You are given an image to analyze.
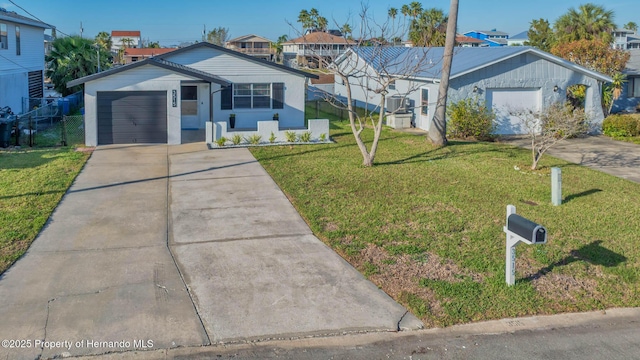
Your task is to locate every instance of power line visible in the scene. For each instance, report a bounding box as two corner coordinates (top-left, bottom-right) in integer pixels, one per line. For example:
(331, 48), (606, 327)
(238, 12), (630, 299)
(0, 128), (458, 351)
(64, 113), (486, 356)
(7, 0), (70, 37)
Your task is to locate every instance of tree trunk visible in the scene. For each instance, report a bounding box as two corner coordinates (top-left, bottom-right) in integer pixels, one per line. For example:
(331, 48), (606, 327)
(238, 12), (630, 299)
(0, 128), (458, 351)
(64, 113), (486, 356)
(428, 0), (459, 146)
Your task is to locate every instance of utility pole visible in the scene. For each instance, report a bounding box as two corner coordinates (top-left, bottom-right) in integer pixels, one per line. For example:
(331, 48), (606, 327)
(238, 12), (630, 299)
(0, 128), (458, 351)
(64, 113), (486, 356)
(202, 25), (206, 42)
(80, 21), (83, 38)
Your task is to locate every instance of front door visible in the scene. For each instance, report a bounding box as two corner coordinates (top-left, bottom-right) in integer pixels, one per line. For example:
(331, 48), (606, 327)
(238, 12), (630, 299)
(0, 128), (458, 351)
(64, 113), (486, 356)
(181, 85), (199, 129)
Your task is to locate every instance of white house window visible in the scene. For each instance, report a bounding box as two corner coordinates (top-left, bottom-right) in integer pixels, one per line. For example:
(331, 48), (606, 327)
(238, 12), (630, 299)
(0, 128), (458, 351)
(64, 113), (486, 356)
(629, 78), (640, 98)
(233, 83), (271, 109)
(15, 26), (20, 55)
(0, 23), (7, 49)
(388, 79), (396, 90)
(421, 88), (429, 115)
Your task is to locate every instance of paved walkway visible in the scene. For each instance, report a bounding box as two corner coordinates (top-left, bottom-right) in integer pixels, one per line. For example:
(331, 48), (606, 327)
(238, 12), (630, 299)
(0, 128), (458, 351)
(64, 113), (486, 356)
(0, 144), (421, 359)
(501, 135), (640, 183)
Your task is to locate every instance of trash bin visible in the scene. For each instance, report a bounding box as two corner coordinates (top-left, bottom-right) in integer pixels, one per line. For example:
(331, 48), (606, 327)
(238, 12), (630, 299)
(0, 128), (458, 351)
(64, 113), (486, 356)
(0, 120), (11, 148)
(58, 98), (70, 115)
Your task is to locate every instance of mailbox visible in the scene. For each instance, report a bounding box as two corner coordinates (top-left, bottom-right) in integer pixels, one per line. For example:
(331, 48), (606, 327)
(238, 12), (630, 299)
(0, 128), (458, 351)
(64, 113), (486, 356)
(507, 214), (547, 244)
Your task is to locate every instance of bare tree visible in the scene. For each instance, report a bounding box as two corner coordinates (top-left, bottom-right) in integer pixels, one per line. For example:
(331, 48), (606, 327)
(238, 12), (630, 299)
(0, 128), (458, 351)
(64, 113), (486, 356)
(509, 102), (590, 170)
(428, 0), (458, 146)
(292, 6), (433, 166)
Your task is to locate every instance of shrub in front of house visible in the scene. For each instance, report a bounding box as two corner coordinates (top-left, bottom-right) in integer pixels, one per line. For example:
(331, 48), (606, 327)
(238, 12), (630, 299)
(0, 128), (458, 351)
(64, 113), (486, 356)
(603, 114), (640, 138)
(446, 97), (496, 141)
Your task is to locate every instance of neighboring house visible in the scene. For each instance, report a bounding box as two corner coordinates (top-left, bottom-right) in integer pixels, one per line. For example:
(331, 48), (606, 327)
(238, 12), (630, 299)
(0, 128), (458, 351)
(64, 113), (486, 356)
(334, 46), (611, 135)
(455, 35), (484, 47)
(111, 30), (141, 52)
(0, 8), (51, 114)
(612, 49), (640, 113)
(507, 31), (529, 46)
(67, 42), (325, 146)
(282, 31), (355, 68)
(612, 29), (640, 50)
(44, 33), (53, 55)
(122, 47), (177, 64)
(225, 34), (273, 61)
(464, 30), (509, 47)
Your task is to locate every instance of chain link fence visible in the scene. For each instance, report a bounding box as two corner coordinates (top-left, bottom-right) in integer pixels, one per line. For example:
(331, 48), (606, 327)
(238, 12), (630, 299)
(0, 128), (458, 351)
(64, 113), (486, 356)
(6, 114), (85, 148)
(0, 91), (85, 148)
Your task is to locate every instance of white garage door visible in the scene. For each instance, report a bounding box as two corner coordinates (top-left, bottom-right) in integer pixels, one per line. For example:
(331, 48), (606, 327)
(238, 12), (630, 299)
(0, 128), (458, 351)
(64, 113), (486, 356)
(487, 88), (541, 135)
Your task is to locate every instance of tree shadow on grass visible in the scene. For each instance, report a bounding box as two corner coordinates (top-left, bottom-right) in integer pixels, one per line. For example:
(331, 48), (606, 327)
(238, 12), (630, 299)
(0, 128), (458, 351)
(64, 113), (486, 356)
(375, 141), (500, 166)
(524, 240), (626, 282)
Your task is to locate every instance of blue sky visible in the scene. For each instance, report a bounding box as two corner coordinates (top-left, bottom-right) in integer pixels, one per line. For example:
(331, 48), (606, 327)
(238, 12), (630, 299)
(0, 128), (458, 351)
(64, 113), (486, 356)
(1, 0), (638, 46)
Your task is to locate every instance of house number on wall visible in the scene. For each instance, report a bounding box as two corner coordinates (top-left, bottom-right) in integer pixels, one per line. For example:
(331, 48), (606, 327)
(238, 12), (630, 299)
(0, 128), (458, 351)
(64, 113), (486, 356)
(172, 90), (177, 107)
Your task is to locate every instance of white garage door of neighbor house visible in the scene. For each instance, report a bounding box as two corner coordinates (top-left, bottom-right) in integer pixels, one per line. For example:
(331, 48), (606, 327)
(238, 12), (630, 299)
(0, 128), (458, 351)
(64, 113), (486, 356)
(487, 88), (541, 135)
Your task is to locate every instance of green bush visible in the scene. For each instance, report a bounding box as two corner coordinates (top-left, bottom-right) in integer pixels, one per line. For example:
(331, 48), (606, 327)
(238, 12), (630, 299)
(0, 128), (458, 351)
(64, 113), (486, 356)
(215, 137), (227, 147)
(285, 131), (297, 143)
(244, 134), (262, 145)
(231, 134), (242, 145)
(603, 114), (640, 137)
(298, 131), (312, 143)
(447, 97), (496, 141)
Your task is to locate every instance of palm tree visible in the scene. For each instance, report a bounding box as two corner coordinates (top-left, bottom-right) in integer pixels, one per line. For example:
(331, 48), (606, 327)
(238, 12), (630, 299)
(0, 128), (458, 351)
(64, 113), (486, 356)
(298, 9), (312, 32)
(147, 41), (160, 48)
(554, 3), (616, 44)
(410, 8), (448, 46)
(94, 31), (112, 52)
(270, 34), (288, 63)
(340, 23), (352, 39)
(46, 36), (110, 96)
(624, 21), (638, 33)
(120, 37), (134, 48)
(409, 2), (423, 18)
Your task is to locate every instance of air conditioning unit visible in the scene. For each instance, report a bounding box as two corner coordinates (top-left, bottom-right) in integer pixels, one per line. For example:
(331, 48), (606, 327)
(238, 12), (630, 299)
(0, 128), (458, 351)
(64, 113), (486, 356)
(386, 96), (409, 114)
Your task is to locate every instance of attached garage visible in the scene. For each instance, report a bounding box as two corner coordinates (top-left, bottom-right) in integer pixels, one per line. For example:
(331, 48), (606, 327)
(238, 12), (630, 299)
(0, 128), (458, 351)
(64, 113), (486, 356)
(487, 88), (541, 135)
(97, 91), (168, 144)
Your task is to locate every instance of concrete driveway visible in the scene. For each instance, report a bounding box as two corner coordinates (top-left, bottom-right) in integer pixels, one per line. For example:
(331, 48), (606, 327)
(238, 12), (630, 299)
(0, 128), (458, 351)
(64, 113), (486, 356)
(0, 144), (421, 359)
(503, 135), (640, 183)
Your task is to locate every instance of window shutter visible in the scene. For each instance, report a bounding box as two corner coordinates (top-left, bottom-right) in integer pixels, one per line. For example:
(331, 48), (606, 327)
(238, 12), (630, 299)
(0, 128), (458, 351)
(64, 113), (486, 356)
(221, 85), (232, 110)
(272, 83), (284, 109)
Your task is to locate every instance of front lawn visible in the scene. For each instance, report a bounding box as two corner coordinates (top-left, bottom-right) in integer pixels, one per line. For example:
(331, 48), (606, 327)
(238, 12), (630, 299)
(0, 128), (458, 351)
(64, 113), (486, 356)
(250, 120), (640, 327)
(0, 148), (90, 274)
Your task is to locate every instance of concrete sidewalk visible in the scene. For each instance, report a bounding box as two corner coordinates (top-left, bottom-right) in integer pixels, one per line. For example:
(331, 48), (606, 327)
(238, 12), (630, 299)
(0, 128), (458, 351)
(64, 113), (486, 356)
(0, 144), (421, 359)
(168, 144), (422, 342)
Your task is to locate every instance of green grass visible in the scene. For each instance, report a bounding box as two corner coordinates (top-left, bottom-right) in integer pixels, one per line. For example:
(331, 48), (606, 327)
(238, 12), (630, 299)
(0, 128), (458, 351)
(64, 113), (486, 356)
(606, 135), (640, 145)
(0, 148), (90, 274)
(250, 116), (640, 327)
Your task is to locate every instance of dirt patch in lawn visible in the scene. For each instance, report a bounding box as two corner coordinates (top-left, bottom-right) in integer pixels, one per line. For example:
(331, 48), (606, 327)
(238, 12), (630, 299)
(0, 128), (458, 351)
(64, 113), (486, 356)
(351, 244), (483, 326)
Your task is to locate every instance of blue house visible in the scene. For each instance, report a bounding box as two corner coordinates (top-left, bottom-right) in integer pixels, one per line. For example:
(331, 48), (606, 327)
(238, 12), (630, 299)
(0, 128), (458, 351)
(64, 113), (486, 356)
(463, 29), (509, 47)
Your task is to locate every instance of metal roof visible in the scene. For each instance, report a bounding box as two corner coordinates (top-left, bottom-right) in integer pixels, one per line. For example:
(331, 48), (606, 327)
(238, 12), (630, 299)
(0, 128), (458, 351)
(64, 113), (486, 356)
(347, 46), (612, 82)
(66, 58), (231, 88)
(159, 42), (318, 79)
(509, 31), (529, 40)
(0, 8), (52, 29)
(468, 30), (509, 36)
(624, 49), (640, 75)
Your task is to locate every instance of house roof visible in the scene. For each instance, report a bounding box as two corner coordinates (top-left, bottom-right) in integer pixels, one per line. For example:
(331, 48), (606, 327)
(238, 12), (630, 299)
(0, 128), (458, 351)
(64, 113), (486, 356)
(112, 30), (141, 37)
(124, 48), (177, 56)
(284, 32), (356, 45)
(158, 41), (318, 79)
(467, 30), (509, 37)
(624, 49), (640, 76)
(485, 38), (508, 45)
(614, 29), (636, 34)
(509, 31), (529, 40)
(66, 57), (231, 88)
(227, 34), (272, 43)
(0, 8), (52, 29)
(341, 46), (612, 83)
(455, 35), (484, 44)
